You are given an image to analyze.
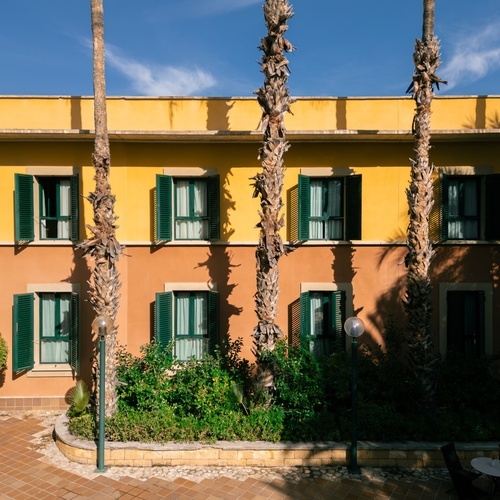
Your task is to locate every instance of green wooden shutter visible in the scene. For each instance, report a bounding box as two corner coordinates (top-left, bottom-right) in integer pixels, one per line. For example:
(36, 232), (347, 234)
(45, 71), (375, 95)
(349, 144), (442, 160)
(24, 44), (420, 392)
(485, 174), (500, 240)
(345, 175), (362, 240)
(329, 291), (346, 352)
(441, 174), (450, 241)
(429, 172), (442, 243)
(299, 291), (311, 337)
(155, 292), (172, 349)
(70, 293), (79, 372)
(70, 175), (80, 242)
(447, 291), (465, 354)
(208, 291), (219, 355)
(156, 175), (172, 242)
(298, 175), (310, 240)
(14, 174), (34, 242)
(208, 175), (220, 240)
(476, 291), (486, 357)
(13, 293), (34, 372)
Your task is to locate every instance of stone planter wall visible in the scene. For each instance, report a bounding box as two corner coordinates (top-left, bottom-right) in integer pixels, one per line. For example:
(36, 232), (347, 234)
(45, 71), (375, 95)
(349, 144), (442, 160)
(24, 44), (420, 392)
(55, 414), (499, 468)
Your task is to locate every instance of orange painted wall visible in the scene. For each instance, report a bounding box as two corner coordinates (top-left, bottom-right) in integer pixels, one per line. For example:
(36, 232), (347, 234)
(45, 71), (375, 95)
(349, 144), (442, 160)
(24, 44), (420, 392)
(2, 96), (500, 402)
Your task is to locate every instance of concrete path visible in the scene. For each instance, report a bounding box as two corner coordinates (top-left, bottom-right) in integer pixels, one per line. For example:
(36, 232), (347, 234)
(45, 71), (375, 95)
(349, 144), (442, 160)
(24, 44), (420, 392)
(0, 414), (493, 499)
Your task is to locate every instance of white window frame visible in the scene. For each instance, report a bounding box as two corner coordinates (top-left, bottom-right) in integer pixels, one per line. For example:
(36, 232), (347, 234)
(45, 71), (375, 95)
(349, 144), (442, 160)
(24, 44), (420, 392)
(300, 282), (354, 351)
(27, 167), (77, 244)
(439, 282), (493, 356)
(164, 167), (217, 244)
(27, 282), (80, 377)
(437, 165), (493, 243)
(164, 282), (217, 360)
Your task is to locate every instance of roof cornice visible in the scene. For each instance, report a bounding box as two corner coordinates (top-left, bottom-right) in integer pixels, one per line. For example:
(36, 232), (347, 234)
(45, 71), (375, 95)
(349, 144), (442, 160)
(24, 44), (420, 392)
(0, 128), (498, 143)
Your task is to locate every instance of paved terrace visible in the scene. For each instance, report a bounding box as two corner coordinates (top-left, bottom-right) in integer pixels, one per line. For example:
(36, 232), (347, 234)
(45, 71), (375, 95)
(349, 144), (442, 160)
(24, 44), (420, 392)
(0, 411), (497, 499)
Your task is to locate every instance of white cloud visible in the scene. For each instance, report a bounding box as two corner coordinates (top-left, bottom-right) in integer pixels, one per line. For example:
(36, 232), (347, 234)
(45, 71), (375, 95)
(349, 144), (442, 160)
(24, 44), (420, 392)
(105, 47), (216, 96)
(440, 21), (500, 91)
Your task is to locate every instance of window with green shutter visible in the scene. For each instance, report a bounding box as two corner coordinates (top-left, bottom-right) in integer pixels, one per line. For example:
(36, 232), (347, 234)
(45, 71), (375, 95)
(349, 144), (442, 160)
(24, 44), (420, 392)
(14, 174), (79, 242)
(447, 290), (485, 359)
(155, 289), (219, 360)
(298, 174), (361, 241)
(13, 290), (79, 373)
(155, 174), (220, 242)
(441, 173), (500, 241)
(300, 290), (346, 357)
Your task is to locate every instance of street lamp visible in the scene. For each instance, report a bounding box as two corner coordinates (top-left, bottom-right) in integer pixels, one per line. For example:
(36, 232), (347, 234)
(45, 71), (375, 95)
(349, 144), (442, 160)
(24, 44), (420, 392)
(344, 316), (365, 474)
(91, 314), (113, 473)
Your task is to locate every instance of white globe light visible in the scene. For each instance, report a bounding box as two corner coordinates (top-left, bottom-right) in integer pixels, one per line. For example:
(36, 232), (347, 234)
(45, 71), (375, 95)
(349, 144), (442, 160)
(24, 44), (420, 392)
(91, 314), (113, 336)
(344, 317), (365, 338)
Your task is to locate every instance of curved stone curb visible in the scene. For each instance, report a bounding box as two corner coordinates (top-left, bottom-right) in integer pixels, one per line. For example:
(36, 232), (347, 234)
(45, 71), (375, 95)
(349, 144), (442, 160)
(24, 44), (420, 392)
(54, 413), (500, 468)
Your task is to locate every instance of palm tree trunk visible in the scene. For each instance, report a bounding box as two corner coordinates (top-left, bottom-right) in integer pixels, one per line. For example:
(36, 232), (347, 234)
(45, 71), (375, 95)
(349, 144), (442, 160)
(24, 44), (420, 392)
(78, 0), (123, 418)
(251, 0), (294, 389)
(404, 0), (446, 408)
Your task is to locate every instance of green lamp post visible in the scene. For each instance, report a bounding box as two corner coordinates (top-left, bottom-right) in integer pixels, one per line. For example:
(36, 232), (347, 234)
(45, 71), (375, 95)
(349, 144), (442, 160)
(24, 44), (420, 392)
(344, 316), (365, 474)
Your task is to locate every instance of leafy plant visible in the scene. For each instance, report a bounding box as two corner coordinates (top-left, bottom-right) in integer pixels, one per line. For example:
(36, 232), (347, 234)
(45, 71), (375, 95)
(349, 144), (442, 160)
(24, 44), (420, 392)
(68, 380), (90, 416)
(260, 341), (324, 411)
(0, 333), (8, 370)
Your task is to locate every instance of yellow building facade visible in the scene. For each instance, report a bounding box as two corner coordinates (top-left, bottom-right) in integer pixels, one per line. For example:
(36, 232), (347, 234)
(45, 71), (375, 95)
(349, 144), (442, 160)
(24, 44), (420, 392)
(1, 95), (499, 409)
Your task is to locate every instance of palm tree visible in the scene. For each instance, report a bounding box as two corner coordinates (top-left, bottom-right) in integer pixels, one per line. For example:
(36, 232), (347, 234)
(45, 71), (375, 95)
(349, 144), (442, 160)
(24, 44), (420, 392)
(404, 0), (446, 407)
(78, 0), (123, 418)
(251, 0), (295, 388)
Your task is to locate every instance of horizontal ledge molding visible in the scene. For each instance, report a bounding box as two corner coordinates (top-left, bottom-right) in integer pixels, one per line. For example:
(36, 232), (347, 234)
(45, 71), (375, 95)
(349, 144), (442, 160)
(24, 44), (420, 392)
(0, 128), (498, 143)
(0, 240), (497, 247)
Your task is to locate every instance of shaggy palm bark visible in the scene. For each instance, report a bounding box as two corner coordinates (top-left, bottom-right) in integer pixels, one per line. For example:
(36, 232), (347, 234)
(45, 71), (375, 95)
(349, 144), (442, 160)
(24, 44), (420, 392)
(78, 0), (123, 418)
(404, 0), (446, 407)
(251, 0), (294, 388)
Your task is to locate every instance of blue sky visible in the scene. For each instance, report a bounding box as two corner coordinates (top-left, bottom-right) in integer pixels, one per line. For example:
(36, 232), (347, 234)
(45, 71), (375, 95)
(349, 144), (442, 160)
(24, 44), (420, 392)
(1, 0), (500, 97)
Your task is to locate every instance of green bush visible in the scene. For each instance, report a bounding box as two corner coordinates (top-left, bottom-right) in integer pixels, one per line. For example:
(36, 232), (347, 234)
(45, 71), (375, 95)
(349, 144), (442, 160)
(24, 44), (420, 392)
(260, 341), (325, 411)
(0, 333), (8, 370)
(116, 342), (175, 411)
(68, 410), (95, 440)
(67, 322), (500, 444)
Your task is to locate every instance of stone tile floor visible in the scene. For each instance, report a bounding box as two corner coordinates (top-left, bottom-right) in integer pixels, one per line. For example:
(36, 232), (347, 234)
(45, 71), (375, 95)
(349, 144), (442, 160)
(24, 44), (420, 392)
(0, 411), (496, 499)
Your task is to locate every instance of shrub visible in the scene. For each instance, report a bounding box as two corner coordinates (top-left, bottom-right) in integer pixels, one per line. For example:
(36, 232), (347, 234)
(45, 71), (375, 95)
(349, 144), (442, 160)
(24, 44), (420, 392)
(116, 342), (175, 411)
(0, 333), (8, 370)
(166, 355), (240, 418)
(260, 341), (325, 411)
(68, 411), (95, 440)
(66, 323), (500, 444)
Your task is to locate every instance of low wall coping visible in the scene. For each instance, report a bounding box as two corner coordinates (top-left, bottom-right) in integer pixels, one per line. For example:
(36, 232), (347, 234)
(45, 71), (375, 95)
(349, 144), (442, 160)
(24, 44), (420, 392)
(54, 413), (500, 467)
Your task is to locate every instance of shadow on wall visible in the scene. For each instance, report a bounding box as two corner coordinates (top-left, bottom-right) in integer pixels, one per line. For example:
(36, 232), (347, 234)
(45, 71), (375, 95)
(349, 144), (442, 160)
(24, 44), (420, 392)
(68, 172), (95, 391)
(461, 97), (500, 129)
(70, 97), (83, 131)
(206, 99), (234, 132)
(197, 170), (243, 351)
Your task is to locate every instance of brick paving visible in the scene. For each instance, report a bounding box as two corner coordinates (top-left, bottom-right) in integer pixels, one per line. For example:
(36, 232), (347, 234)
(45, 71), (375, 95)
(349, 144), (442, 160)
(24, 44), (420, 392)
(0, 415), (494, 499)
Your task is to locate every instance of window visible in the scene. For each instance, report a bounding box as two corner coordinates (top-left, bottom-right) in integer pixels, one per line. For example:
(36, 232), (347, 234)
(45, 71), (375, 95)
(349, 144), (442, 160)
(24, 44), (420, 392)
(155, 289), (219, 360)
(13, 289), (79, 373)
(14, 173), (79, 242)
(156, 174), (220, 242)
(300, 290), (346, 357)
(298, 174), (361, 241)
(39, 293), (73, 364)
(439, 283), (493, 358)
(447, 291), (485, 359)
(441, 173), (500, 240)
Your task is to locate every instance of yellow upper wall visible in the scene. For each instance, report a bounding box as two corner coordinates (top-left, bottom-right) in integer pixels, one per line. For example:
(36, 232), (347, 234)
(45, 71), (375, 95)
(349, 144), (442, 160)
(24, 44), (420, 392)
(1, 95), (500, 132)
(1, 96), (500, 244)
